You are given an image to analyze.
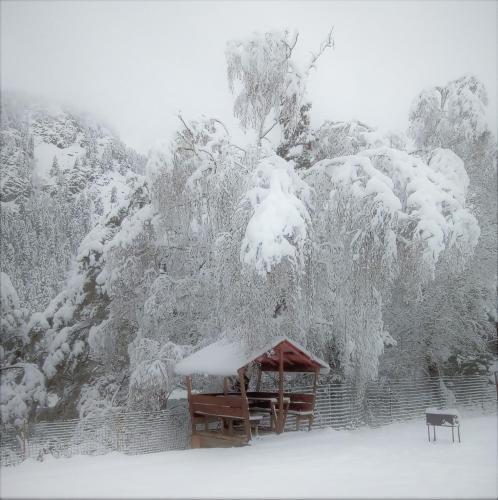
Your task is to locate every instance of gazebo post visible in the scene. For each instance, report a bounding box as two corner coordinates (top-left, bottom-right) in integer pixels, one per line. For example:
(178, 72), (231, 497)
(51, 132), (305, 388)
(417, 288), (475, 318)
(309, 367), (319, 431)
(238, 368), (252, 441)
(312, 367), (319, 397)
(277, 346), (284, 434)
(186, 376), (193, 420)
(255, 364), (262, 392)
(186, 376), (199, 448)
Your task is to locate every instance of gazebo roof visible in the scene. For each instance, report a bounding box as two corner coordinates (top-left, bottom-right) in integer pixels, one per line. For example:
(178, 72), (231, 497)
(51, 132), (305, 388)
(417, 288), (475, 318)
(174, 336), (330, 377)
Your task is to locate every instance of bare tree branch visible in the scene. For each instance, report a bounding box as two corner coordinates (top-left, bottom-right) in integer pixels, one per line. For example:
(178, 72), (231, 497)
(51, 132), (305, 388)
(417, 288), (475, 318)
(260, 119), (279, 142)
(198, 148), (218, 168)
(176, 117), (217, 168)
(229, 144), (247, 154)
(283, 31), (299, 59)
(178, 113), (195, 139)
(176, 146), (202, 160)
(307, 27), (334, 73)
(211, 118), (230, 137)
(0, 364), (25, 372)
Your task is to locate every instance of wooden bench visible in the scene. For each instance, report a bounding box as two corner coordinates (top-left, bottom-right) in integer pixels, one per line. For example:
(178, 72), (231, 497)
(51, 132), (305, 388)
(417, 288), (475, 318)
(190, 394), (252, 445)
(286, 393), (315, 431)
(192, 393), (266, 436)
(246, 392), (292, 431)
(234, 412), (265, 436)
(190, 393), (264, 442)
(247, 391), (315, 431)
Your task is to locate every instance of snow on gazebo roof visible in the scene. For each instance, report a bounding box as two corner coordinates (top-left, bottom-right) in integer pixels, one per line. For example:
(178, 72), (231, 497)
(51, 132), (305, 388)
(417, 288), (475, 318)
(174, 336), (330, 377)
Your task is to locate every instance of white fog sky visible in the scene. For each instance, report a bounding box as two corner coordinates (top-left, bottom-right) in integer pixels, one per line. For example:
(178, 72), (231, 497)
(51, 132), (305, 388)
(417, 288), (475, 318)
(1, 0), (496, 153)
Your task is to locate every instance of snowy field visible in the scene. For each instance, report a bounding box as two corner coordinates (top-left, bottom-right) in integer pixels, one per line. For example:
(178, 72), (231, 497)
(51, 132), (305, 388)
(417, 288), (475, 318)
(1, 414), (496, 499)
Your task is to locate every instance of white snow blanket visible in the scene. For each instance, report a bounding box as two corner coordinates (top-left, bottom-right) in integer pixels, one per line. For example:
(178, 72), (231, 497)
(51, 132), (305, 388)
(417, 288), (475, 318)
(2, 414), (496, 499)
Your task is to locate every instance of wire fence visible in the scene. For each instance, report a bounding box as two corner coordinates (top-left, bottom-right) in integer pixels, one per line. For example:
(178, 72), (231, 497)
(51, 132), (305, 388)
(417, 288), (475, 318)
(310, 374), (497, 431)
(0, 405), (189, 467)
(1, 374), (496, 466)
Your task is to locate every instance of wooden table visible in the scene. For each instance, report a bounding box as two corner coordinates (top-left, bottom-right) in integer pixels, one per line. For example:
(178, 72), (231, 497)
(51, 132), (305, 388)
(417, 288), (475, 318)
(247, 396), (290, 432)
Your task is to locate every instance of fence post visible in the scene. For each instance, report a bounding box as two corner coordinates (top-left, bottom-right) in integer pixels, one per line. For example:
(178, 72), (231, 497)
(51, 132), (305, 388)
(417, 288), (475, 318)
(348, 384), (352, 429)
(494, 372), (498, 405)
(388, 385), (392, 423)
(328, 384), (332, 429)
(116, 412), (124, 452)
(17, 421), (28, 460)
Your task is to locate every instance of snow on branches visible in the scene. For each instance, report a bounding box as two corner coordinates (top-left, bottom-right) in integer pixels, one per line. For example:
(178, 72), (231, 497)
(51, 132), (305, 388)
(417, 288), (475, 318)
(304, 145), (479, 384)
(1, 272), (29, 348)
(127, 337), (191, 409)
(226, 30), (303, 138)
(0, 274), (45, 430)
(307, 146), (479, 279)
(240, 154), (311, 275)
(409, 74), (490, 152)
(1, 363), (46, 429)
(226, 29), (333, 144)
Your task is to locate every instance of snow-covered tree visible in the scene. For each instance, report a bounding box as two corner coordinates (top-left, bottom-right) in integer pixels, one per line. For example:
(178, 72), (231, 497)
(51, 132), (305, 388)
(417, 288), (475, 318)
(304, 145), (479, 385)
(381, 74), (496, 378)
(408, 74), (490, 155)
(226, 29), (333, 145)
(277, 101), (314, 168)
(0, 363), (46, 438)
(1, 272), (29, 354)
(215, 152), (313, 350)
(127, 337), (190, 410)
(49, 156), (60, 178)
(0, 273), (46, 452)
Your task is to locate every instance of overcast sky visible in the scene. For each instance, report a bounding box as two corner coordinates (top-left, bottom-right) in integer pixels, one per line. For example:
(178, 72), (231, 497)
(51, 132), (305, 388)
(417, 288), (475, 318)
(1, 0), (496, 153)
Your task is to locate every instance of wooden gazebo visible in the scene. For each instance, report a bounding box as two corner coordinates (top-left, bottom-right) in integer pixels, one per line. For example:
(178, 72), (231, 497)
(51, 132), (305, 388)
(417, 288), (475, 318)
(174, 336), (330, 448)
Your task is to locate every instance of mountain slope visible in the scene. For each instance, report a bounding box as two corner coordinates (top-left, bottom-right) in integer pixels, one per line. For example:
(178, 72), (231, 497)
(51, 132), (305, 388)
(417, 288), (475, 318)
(0, 92), (146, 311)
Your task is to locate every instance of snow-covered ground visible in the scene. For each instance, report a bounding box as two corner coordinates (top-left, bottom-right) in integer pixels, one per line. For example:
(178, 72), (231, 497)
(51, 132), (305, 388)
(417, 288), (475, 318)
(1, 414), (496, 499)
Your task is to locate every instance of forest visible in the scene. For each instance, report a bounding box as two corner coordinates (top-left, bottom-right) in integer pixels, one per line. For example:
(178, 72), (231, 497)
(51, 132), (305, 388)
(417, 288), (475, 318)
(1, 29), (496, 434)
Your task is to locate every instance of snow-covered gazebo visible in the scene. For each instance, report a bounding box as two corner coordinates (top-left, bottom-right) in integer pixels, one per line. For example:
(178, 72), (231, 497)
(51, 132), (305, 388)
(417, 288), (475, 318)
(174, 336), (330, 448)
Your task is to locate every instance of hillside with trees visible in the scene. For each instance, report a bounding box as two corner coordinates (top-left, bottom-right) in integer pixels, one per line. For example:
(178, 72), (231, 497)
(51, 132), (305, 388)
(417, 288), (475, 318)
(1, 30), (496, 438)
